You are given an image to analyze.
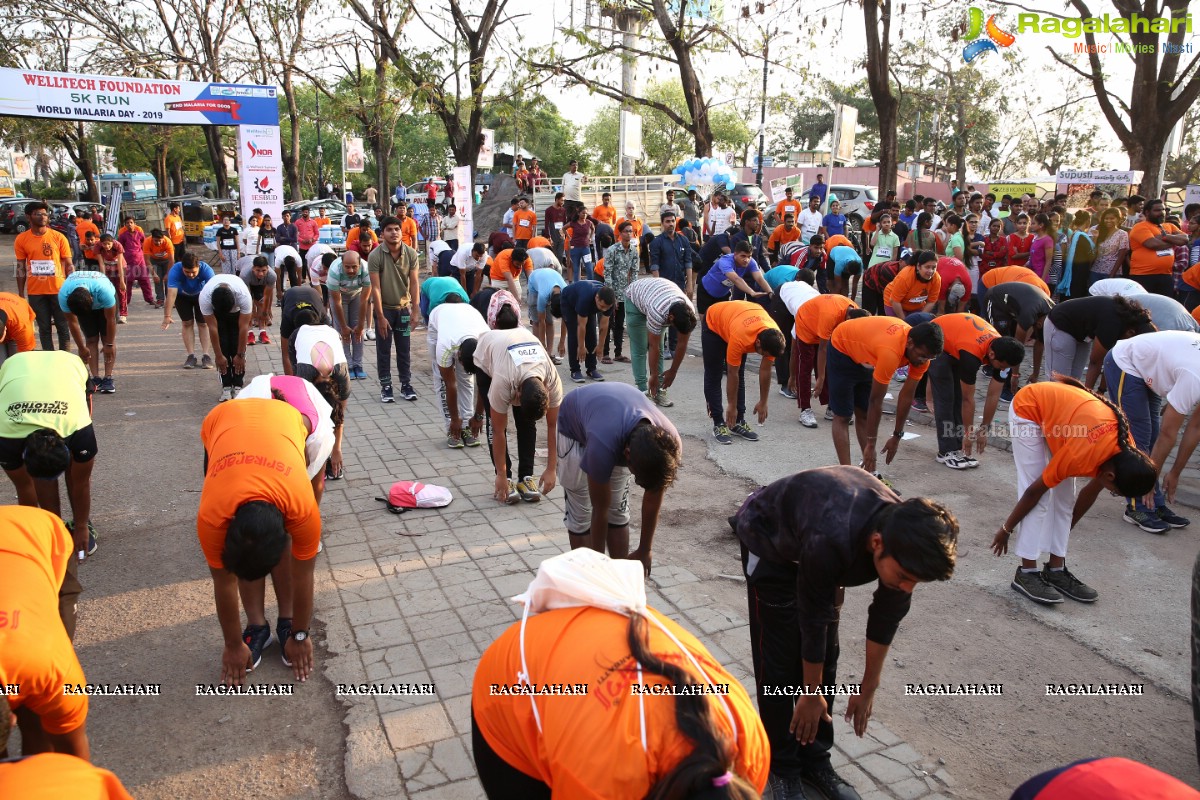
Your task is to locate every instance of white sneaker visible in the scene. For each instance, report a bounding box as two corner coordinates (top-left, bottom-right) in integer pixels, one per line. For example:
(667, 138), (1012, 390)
(936, 451), (970, 470)
(799, 408), (818, 428)
(955, 450), (979, 468)
(824, 408), (834, 421)
(219, 386), (233, 403)
(365, 328), (376, 340)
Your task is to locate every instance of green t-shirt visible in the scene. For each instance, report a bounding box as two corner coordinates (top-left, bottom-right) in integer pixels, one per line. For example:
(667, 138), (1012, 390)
(421, 276), (470, 314)
(947, 232), (966, 260)
(367, 243), (419, 308)
(0, 351), (91, 440)
(868, 232), (901, 268)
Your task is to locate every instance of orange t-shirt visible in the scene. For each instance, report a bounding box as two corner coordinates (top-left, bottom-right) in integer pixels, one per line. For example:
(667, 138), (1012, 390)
(592, 204), (618, 227)
(0, 506), (88, 735)
(823, 234), (854, 254)
(197, 400), (320, 570)
(705, 300), (778, 366)
(831, 316), (929, 384)
(527, 236), (552, 250)
(931, 313), (998, 362)
(1192, 305), (1200, 328)
(512, 209), (538, 239)
(1128, 221), (1179, 276)
(76, 221), (100, 257)
(1011, 382), (1127, 487)
(14, 229), (72, 296)
(314, 216), (332, 228)
(768, 225), (801, 251)
(400, 217), (419, 248)
(345, 229), (379, 254)
(142, 237), (175, 263)
(490, 249), (530, 282)
(775, 199), (801, 221)
(163, 212), (185, 245)
(594, 257), (605, 278)
(0, 292), (37, 353)
(1182, 262), (1200, 291)
(472, 606), (769, 799)
(616, 217), (643, 239)
(883, 266), (942, 313)
(980, 266), (1050, 295)
(0, 753), (134, 799)
(794, 294), (858, 345)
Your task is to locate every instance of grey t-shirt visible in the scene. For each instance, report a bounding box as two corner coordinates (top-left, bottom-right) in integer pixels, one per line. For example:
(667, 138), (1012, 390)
(558, 383), (679, 481)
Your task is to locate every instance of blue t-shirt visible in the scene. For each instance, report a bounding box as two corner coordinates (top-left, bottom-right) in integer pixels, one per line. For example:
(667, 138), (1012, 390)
(822, 213), (847, 237)
(420, 276), (469, 313)
(828, 246), (863, 277)
(810, 182), (828, 203)
(701, 252), (761, 297)
(698, 232), (732, 270)
(167, 261), (215, 295)
(899, 212), (919, 229)
(561, 280), (609, 317)
(558, 383), (680, 481)
(58, 271), (116, 312)
(527, 268), (567, 311)
(764, 265), (800, 291)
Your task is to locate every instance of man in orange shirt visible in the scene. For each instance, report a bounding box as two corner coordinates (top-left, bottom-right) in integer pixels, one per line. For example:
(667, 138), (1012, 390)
(979, 265), (1050, 296)
(792, 294), (862, 429)
(702, 300), (786, 444)
(0, 506), (90, 761)
(774, 186), (801, 223)
(198, 399), (320, 685)
(616, 201), (643, 240)
(0, 752), (135, 798)
(75, 213), (100, 267)
(142, 229), (175, 308)
(0, 292), (37, 365)
(488, 247), (530, 298)
(14, 202), (73, 352)
(1128, 198), (1187, 296)
(511, 196), (537, 249)
(526, 234), (552, 251)
(883, 253), (941, 317)
(767, 213), (801, 264)
(164, 201), (186, 248)
(401, 207), (419, 249)
(827, 316), (944, 473)
(592, 192), (618, 228)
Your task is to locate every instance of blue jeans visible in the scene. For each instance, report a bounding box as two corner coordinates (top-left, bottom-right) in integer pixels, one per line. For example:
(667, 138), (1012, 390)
(569, 247), (593, 281)
(1103, 351), (1165, 512)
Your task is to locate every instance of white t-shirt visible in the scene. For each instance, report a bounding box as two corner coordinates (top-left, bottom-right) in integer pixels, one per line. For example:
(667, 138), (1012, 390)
(562, 171), (584, 202)
(451, 243), (488, 272)
(1088, 278), (1147, 298)
(306, 243), (335, 284)
(779, 281), (820, 323)
(502, 208), (515, 233)
(198, 273), (253, 316)
(428, 240), (451, 258)
(797, 209), (823, 242)
(1111, 331), (1200, 413)
(241, 226), (261, 253)
(429, 303), (489, 368)
(236, 373), (335, 479)
(527, 247), (563, 272)
(293, 324), (348, 367)
(707, 207), (736, 235)
(440, 214), (459, 238)
(272, 245), (302, 271)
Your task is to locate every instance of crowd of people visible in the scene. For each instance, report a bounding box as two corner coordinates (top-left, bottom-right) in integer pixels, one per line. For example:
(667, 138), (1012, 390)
(3, 175), (1200, 800)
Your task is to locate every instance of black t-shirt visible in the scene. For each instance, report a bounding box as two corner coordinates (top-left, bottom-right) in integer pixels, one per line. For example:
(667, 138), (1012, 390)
(280, 286), (330, 338)
(216, 226), (239, 251)
(985, 282), (1052, 340)
(733, 465), (913, 664)
(699, 233), (732, 271)
(1049, 295), (1154, 350)
(343, 214), (362, 229)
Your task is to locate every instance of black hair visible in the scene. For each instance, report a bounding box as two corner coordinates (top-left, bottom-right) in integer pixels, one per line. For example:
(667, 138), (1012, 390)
(472, 242), (486, 255)
(1112, 295), (1153, 333)
(1144, 198), (1165, 213)
(24, 201), (48, 215)
(989, 336), (1025, 367)
(380, 215), (403, 231)
(668, 301), (697, 334)
(1126, 194), (1145, 206)
(915, 212), (932, 231)
(1054, 376), (1157, 497)
(597, 286), (617, 306)
(617, 220), (633, 233)
(627, 612), (759, 800)
(253, 255), (269, 268)
(459, 337), (479, 374)
(548, 291), (563, 319)
(915, 250), (937, 267)
(845, 307), (872, 320)
(293, 362), (349, 427)
(442, 293), (464, 304)
(211, 285), (237, 316)
(66, 286), (93, 317)
(908, 321), (944, 355)
(511, 247), (528, 265)
(795, 268), (815, 286)
(24, 429), (70, 480)
(221, 501), (288, 580)
(756, 328), (785, 358)
(495, 304), (519, 330)
(732, 240), (753, 255)
(519, 377), (549, 421)
(181, 251), (199, 268)
(808, 234), (824, 248)
(739, 209), (759, 226)
(627, 423), (681, 491)
(0, 309), (8, 332)
(292, 304), (322, 328)
(873, 498), (959, 581)
(942, 214), (963, 231)
(321, 252), (338, 271)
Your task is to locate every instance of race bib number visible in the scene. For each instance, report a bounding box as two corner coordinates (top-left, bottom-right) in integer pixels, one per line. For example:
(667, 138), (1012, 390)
(261, 237), (275, 248)
(519, 219), (530, 227)
(221, 238), (236, 248)
(554, 222), (564, 230)
(1156, 249), (1173, 258)
(875, 246), (892, 259)
(910, 294), (928, 304)
(507, 342), (545, 366)
(29, 259), (55, 276)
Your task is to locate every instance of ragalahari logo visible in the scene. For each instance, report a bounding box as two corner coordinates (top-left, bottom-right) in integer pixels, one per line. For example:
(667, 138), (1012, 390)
(962, 7), (1017, 62)
(253, 176), (271, 192)
(247, 140), (273, 158)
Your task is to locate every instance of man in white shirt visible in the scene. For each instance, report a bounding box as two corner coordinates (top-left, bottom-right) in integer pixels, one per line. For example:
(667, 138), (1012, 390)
(428, 299), (489, 449)
(198, 274), (254, 402)
(451, 242), (490, 296)
(502, 197), (517, 236)
(562, 159), (585, 219)
(796, 195), (824, 245)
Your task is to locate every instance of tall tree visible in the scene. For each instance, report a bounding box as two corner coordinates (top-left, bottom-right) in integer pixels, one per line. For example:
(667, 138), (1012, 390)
(1017, 92), (1102, 176)
(863, 0), (900, 193)
(1165, 107), (1200, 187)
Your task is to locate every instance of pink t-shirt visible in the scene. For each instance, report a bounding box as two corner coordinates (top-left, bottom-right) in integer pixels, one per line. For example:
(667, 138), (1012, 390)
(1027, 235), (1052, 279)
(267, 375), (319, 433)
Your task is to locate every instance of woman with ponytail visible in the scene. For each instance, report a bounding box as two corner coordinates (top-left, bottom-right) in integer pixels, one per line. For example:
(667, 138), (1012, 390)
(993, 377), (1157, 605)
(1042, 294), (1154, 389)
(471, 603), (768, 800)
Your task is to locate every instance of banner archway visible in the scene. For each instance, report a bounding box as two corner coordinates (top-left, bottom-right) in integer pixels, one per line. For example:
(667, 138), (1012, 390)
(0, 67), (284, 222)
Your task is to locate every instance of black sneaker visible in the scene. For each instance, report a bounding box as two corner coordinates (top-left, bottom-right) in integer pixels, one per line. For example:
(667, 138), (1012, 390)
(277, 618), (293, 666)
(380, 383), (395, 403)
(1011, 567), (1063, 604)
(241, 624), (273, 670)
(1123, 507), (1170, 534)
(1156, 505), (1191, 528)
(999, 383), (1014, 403)
(730, 421), (759, 441)
(799, 763), (860, 800)
(400, 384), (417, 401)
(1041, 564), (1098, 603)
(768, 772), (811, 800)
(713, 424), (733, 445)
(586, 369), (605, 381)
(99, 376), (115, 394)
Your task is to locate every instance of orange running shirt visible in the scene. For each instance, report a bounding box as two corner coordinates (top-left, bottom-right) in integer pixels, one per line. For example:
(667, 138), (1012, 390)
(705, 300), (779, 366)
(14, 229), (72, 296)
(768, 225), (801, 251)
(142, 237), (174, 263)
(345, 229), (379, 254)
(616, 217), (643, 239)
(831, 316), (929, 384)
(883, 266), (942, 314)
(0, 292), (37, 353)
(1128, 220), (1179, 277)
(775, 199), (801, 220)
(512, 209), (538, 239)
(931, 313), (998, 363)
(794, 294), (858, 345)
(472, 606), (769, 799)
(823, 234), (853, 254)
(197, 400), (320, 570)
(490, 249), (531, 282)
(980, 266), (1050, 294)
(1011, 382), (1128, 487)
(0, 753), (134, 799)
(528, 236), (552, 250)
(0, 506), (88, 735)
(592, 204), (618, 227)
(400, 217), (419, 248)
(76, 220), (101, 258)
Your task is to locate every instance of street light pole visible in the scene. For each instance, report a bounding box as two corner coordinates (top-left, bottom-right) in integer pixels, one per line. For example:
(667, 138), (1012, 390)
(755, 38), (768, 187)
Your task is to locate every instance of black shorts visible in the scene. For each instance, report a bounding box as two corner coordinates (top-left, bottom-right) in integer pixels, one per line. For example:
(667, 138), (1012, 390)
(0, 424), (99, 472)
(176, 293), (202, 323)
(78, 308), (109, 340)
(249, 284), (266, 301)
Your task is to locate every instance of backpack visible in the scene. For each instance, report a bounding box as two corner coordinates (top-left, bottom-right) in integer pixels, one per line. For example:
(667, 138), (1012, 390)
(375, 481), (453, 514)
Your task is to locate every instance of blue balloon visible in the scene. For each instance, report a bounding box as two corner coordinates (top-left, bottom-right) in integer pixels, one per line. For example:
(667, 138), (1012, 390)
(725, 179), (736, 190)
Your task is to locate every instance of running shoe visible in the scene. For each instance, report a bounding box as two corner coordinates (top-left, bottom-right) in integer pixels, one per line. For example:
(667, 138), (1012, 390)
(277, 618), (293, 667)
(517, 476), (541, 502)
(799, 408), (818, 429)
(586, 369), (605, 381)
(380, 384), (395, 403)
(230, 387), (241, 399)
(118, 315), (127, 324)
(911, 398), (929, 413)
(713, 424), (733, 445)
(653, 389), (674, 408)
(505, 480), (521, 505)
(730, 421), (759, 441)
(241, 624), (273, 671)
(1156, 505), (1190, 528)
(999, 383), (1014, 404)
(460, 430), (481, 448)
(325, 460), (343, 480)
(400, 384), (417, 401)
(259, 330), (271, 344)
(1040, 564), (1098, 603)
(1011, 568), (1063, 605)
(663, 351), (673, 361)
(98, 377), (115, 394)
(1123, 508), (1169, 533)
(570, 370), (586, 384)
(936, 451), (971, 470)
(183, 354), (198, 369)
(85, 522), (97, 556)
(894, 365), (908, 382)
(365, 328), (376, 340)
(447, 433), (465, 449)
(778, 385), (798, 400)
(824, 408), (834, 421)
(247, 331), (256, 347)
(201, 354), (215, 369)
(219, 386), (233, 403)
(954, 450), (979, 468)
(550, 354), (562, 365)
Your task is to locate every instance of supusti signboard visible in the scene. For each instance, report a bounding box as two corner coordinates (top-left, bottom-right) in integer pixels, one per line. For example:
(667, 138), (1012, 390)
(237, 125), (285, 222)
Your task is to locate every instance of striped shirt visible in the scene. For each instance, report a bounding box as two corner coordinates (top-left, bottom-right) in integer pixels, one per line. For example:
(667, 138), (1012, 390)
(625, 277), (694, 336)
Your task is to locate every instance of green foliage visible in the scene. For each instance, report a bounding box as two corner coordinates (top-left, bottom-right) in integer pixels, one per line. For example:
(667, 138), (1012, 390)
(482, 92), (580, 176)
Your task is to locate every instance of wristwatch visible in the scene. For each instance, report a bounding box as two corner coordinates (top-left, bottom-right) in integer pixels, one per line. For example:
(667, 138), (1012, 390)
(292, 630), (309, 643)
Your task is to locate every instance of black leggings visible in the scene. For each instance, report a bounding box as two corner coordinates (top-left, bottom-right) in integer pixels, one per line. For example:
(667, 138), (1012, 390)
(477, 372), (537, 479)
(472, 709), (550, 800)
(216, 312), (245, 388)
(603, 301), (626, 357)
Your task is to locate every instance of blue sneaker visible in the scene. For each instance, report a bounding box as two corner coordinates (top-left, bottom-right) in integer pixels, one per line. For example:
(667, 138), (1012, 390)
(241, 624), (273, 670)
(570, 371), (586, 384)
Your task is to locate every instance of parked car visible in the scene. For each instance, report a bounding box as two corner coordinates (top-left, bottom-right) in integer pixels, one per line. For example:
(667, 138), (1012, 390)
(727, 183), (770, 218)
(406, 179), (449, 207)
(0, 198), (31, 233)
(798, 183), (878, 232)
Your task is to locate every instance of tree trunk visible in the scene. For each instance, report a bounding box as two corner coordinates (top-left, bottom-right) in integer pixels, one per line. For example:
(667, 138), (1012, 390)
(1129, 138), (1166, 201)
(171, 161), (184, 195)
(283, 70), (303, 202)
(203, 126), (229, 197)
(649, 0), (713, 158)
(57, 123), (99, 201)
(875, 99), (900, 195)
(863, 0), (898, 194)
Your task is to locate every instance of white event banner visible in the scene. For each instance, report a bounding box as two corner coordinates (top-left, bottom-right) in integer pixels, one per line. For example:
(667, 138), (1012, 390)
(453, 165), (474, 244)
(1055, 169), (1142, 184)
(236, 125), (286, 223)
